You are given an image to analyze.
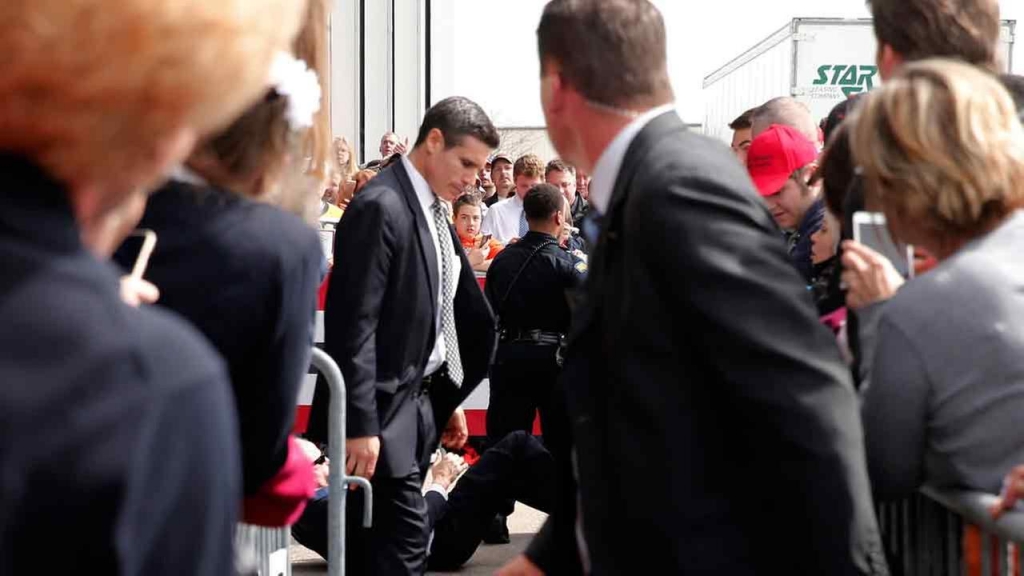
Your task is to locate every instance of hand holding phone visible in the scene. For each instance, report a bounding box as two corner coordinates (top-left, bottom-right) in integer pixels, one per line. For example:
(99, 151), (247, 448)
(840, 239), (906, 310)
(478, 234), (492, 249)
(851, 212), (913, 278)
(120, 276), (160, 307)
(118, 229), (159, 307)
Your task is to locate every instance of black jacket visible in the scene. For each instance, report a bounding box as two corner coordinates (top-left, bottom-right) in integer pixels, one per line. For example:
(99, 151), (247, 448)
(569, 194), (589, 227)
(310, 160), (496, 477)
(0, 155), (240, 575)
(113, 181), (321, 495)
(484, 231), (585, 334)
(525, 113), (888, 575)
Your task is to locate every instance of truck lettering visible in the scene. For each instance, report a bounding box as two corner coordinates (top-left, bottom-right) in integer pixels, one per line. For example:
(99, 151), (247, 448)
(830, 65), (849, 85)
(858, 66), (878, 89)
(811, 64), (880, 97)
(839, 65), (859, 86)
(814, 65), (831, 86)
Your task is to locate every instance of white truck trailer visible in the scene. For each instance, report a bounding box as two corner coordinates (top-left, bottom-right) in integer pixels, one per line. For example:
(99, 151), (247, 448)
(703, 18), (1017, 143)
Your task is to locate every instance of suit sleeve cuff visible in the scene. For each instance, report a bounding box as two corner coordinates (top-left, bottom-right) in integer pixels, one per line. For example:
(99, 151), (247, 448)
(426, 484), (449, 500)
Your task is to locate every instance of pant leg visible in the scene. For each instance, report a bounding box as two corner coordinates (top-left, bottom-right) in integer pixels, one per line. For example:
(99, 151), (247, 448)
(426, 431), (557, 571)
(531, 350), (561, 447)
(486, 344), (545, 447)
(346, 472), (430, 576)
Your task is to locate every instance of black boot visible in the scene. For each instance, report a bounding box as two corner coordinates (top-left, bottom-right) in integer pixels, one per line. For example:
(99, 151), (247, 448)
(482, 513), (511, 544)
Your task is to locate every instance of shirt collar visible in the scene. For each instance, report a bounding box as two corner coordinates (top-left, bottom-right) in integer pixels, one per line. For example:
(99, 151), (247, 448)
(402, 154), (437, 214)
(589, 103), (676, 214)
(523, 230), (557, 242)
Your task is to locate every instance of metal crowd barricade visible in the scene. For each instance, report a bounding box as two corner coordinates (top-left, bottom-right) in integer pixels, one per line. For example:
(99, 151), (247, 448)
(237, 348), (372, 576)
(877, 487), (1024, 575)
(236, 523), (292, 576)
(310, 346), (373, 576)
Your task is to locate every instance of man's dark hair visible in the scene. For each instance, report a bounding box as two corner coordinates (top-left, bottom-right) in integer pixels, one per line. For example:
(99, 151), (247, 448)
(545, 158), (576, 179)
(868, 0), (1001, 69)
(524, 183), (564, 222)
(821, 94), (865, 145)
(414, 96), (500, 149)
(728, 108), (755, 131)
(813, 123), (856, 220)
(1000, 75), (1024, 118)
(537, 0), (673, 107)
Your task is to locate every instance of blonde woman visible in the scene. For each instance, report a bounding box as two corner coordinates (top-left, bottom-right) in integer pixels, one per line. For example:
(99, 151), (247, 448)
(0, 0), (305, 574)
(846, 59), (1024, 501)
(334, 136), (360, 182)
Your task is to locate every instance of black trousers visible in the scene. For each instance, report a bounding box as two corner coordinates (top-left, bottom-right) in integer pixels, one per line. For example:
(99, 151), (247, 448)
(486, 341), (561, 447)
(292, 432), (555, 572)
(343, 471), (429, 575)
(427, 431), (555, 570)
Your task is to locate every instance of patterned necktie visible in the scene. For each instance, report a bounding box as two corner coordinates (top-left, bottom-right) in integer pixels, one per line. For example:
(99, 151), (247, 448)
(518, 206), (529, 238)
(431, 199), (464, 387)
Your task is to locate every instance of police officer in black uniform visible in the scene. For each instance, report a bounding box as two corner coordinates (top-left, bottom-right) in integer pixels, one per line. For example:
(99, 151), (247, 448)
(484, 183), (587, 447)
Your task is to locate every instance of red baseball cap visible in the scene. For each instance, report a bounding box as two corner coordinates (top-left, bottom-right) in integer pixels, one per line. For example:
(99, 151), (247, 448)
(747, 124), (818, 197)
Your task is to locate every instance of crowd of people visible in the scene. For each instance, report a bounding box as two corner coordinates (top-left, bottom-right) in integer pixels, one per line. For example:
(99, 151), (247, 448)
(3, 0), (1024, 575)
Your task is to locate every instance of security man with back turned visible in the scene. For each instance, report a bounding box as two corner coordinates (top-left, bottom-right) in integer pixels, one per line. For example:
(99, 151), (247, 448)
(484, 183), (586, 447)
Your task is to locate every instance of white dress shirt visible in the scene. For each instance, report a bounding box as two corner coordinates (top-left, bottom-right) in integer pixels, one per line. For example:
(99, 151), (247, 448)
(480, 194), (524, 245)
(402, 155), (462, 376)
(588, 104), (677, 215)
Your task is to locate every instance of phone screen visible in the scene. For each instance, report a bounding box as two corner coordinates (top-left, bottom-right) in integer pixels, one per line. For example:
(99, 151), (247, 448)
(853, 213), (914, 279)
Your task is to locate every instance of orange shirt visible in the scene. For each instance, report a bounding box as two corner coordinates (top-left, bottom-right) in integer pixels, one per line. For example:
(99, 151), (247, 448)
(460, 234), (504, 261)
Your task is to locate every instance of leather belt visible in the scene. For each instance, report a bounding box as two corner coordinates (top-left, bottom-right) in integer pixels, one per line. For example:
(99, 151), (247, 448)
(420, 364), (449, 396)
(500, 329), (564, 346)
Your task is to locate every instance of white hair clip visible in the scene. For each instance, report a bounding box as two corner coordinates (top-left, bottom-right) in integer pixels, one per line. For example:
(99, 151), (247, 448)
(267, 52), (322, 131)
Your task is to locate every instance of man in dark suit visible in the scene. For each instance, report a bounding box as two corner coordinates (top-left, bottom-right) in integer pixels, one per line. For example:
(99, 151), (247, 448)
(499, 2), (888, 575)
(311, 96), (498, 575)
(292, 431), (555, 571)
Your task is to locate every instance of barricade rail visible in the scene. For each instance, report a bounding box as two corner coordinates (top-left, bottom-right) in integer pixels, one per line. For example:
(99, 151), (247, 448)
(878, 487), (1024, 575)
(240, 348), (372, 576)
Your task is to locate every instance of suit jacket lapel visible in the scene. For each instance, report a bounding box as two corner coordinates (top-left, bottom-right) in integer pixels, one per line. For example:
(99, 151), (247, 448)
(393, 160), (439, 316)
(605, 110), (684, 224)
(570, 111), (685, 344)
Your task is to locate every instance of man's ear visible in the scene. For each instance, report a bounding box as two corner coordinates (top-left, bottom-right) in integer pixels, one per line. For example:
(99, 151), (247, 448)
(804, 163), (823, 196)
(425, 128), (445, 154)
(804, 163), (820, 186)
(541, 58), (572, 117)
(877, 43), (903, 81)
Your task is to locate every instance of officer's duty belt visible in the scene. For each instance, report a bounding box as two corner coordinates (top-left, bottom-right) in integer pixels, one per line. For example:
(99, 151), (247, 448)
(500, 329), (564, 346)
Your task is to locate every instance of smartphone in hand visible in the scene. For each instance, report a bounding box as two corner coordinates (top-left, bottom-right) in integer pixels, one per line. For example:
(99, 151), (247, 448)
(852, 212), (914, 279)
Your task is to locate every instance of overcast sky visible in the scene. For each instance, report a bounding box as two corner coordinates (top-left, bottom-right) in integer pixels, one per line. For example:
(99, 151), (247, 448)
(434, 0), (1023, 127)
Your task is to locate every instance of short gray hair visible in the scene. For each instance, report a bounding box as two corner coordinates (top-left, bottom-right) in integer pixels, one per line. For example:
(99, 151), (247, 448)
(751, 97), (819, 144)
